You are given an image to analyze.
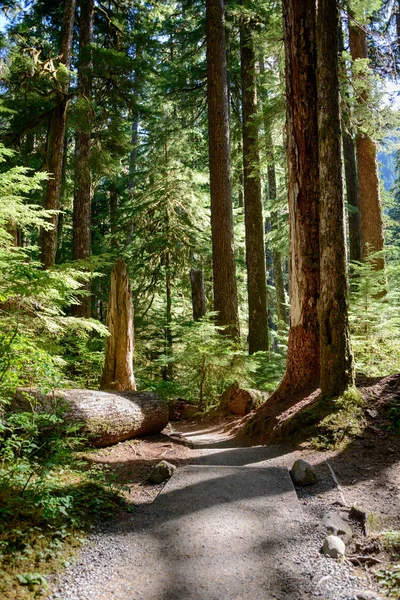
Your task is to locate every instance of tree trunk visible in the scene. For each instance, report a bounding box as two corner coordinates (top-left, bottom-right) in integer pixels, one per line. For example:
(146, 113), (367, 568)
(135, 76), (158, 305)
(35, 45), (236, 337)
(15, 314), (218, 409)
(72, 0), (94, 317)
(338, 19), (362, 265)
(278, 0), (320, 393)
(110, 182), (119, 248)
(12, 389), (168, 447)
(206, 0), (240, 341)
(240, 18), (269, 354)
(190, 268), (206, 321)
(348, 16), (385, 270)
(317, 0), (354, 397)
(41, 0), (76, 268)
(259, 59), (287, 329)
(100, 258), (136, 391)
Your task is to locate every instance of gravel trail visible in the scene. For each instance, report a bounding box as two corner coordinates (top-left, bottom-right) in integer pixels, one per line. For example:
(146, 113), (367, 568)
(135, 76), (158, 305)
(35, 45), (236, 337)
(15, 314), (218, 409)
(50, 444), (382, 600)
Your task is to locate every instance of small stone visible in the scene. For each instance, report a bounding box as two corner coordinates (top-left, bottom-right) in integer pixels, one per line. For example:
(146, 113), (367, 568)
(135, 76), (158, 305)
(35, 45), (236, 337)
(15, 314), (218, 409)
(321, 511), (353, 543)
(322, 534), (346, 558)
(290, 459), (317, 486)
(148, 460), (176, 484)
(354, 591), (383, 600)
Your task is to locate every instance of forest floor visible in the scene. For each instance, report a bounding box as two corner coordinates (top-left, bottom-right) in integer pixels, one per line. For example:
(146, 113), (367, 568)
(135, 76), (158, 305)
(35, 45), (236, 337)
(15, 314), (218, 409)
(48, 374), (400, 599)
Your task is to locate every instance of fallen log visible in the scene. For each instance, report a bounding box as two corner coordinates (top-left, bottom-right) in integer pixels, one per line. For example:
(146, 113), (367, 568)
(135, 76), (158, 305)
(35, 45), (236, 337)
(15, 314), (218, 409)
(12, 388), (169, 447)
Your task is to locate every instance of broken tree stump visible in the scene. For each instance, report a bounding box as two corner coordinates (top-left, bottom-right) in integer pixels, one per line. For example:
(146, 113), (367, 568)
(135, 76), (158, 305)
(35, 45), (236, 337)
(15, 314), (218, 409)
(100, 257), (136, 391)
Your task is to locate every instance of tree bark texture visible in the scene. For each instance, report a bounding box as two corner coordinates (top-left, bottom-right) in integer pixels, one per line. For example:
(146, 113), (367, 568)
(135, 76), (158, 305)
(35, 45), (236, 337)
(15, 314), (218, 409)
(41, 0), (76, 268)
(348, 17), (385, 269)
(12, 389), (168, 447)
(190, 268), (206, 321)
(281, 0), (320, 391)
(100, 258), (136, 391)
(206, 0), (240, 340)
(317, 0), (354, 396)
(72, 0), (94, 317)
(240, 19), (269, 354)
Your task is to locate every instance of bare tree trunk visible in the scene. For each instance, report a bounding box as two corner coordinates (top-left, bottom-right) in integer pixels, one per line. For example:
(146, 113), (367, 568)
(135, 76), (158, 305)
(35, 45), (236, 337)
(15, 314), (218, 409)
(240, 17), (269, 354)
(348, 15), (385, 270)
(317, 0), (354, 397)
(72, 0), (94, 317)
(100, 258), (136, 391)
(206, 0), (240, 340)
(277, 0), (320, 395)
(190, 268), (206, 321)
(41, 0), (76, 268)
(338, 19), (362, 264)
(109, 182), (119, 248)
(259, 58), (287, 329)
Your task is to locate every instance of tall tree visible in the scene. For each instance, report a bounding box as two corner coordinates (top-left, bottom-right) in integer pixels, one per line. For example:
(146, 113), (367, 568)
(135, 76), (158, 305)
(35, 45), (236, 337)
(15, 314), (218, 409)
(240, 16), (269, 353)
(277, 0), (320, 395)
(317, 0), (354, 396)
(206, 0), (240, 340)
(338, 18), (362, 264)
(72, 0), (94, 317)
(41, 0), (76, 268)
(348, 10), (385, 270)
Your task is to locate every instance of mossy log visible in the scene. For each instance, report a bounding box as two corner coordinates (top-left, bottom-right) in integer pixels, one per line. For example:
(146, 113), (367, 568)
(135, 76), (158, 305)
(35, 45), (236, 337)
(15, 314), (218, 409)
(12, 389), (168, 447)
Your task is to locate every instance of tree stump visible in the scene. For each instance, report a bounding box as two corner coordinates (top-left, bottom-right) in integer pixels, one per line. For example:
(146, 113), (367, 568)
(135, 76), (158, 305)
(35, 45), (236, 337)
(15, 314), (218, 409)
(100, 258), (136, 391)
(12, 389), (169, 447)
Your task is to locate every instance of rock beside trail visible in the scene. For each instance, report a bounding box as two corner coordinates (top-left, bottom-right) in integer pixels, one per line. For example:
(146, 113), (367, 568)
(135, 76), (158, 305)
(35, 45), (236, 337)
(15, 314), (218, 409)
(321, 511), (352, 543)
(290, 459), (317, 486)
(218, 382), (269, 416)
(322, 535), (346, 558)
(148, 460), (176, 484)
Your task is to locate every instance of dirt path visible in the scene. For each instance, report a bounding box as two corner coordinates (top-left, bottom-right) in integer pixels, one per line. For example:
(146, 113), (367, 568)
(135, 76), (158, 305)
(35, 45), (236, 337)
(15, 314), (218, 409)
(48, 422), (393, 600)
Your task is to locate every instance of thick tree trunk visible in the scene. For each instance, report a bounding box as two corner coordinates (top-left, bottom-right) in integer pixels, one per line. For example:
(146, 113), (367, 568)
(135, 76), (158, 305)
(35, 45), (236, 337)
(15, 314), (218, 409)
(348, 16), (385, 270)
(279, 0), (320, 393)
(190, 268), (206, 321)
(206, 0), (240, 340)
(41, 0), (76, 268)
(317, 0), (354, 397)
(240, 18), (269, 354)
(72, 0), (94, 317)
(100, 258), (136, 391)
(12, 389), (168, 447)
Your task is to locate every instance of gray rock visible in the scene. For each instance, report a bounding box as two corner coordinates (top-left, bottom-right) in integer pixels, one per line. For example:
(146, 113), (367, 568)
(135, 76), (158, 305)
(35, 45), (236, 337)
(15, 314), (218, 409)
(290, 459), (317, 486)
(353, 591), (383, 600)
(322, 535), (346, 558)
(321, 511), (352, 543)
(148, 460), (176, 484)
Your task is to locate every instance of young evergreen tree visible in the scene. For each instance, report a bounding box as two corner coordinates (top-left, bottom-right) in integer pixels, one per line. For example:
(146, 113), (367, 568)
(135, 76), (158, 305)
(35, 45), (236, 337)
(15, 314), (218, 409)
(240, 16), (269, 353)
(317, 0), (354, 396)
(206, 0), (240, 340)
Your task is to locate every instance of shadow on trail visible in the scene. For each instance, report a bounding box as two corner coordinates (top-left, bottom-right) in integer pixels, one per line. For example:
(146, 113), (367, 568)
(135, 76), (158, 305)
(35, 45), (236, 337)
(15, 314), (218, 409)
(96, 464), (314, 600)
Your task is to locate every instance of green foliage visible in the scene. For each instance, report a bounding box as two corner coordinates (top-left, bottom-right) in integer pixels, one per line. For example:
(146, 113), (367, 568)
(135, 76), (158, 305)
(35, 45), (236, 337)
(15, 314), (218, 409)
(376, 531), (400, 599)
(349, 251), (400, 377)
(136, 314), (286, 409)
(0, 399), (126, 600)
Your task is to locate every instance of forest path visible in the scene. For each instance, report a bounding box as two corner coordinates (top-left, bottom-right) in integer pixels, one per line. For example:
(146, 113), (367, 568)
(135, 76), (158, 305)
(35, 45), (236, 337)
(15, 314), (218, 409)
(50, 431), (377, 600)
